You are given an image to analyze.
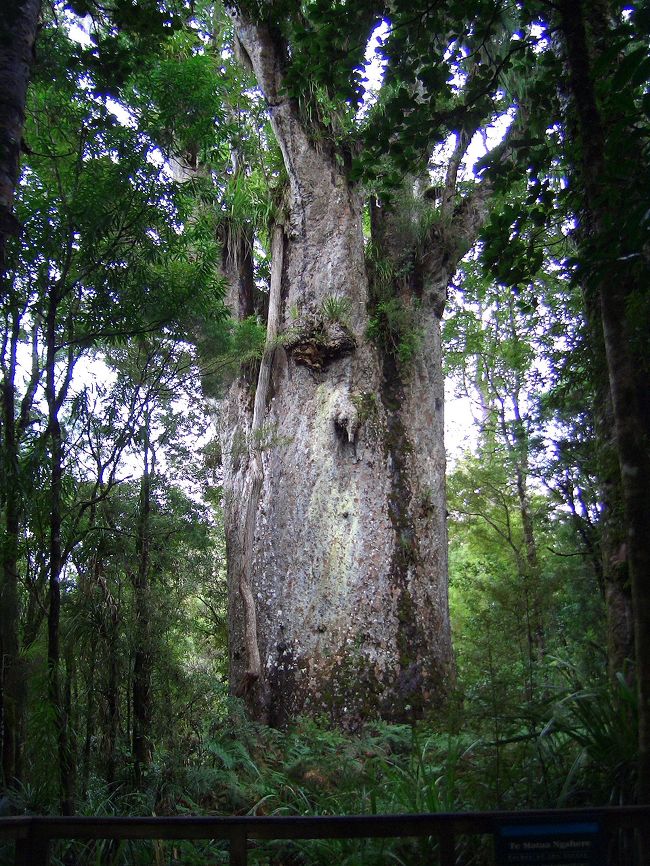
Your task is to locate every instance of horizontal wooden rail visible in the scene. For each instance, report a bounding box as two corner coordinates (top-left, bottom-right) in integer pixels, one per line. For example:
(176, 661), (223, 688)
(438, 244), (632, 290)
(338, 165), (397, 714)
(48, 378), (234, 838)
(1, 806), (649, 865)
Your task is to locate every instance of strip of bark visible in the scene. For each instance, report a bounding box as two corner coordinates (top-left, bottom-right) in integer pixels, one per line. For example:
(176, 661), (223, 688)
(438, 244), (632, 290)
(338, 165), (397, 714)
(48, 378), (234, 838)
(236, 224), (284, 692)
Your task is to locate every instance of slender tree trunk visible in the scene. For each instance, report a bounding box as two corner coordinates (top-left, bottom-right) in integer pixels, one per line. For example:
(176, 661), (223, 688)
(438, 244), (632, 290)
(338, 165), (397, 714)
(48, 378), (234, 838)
(102, 613), (119, 788)
(220, 15), (490, 726)
(62, 644), (75, 807)
(558, 0), (650, 804)
(583, 297), (634, 676)
(132, 419), (153, 785)
(510, 423), (545, 666)
(0, 0), (41, 276)
(45, 291), (74, 815)
(80, 642), (97, 800)
(1, 318), (22, 788)
(513, 466), (543, 705)
(2, 300), (42, 789)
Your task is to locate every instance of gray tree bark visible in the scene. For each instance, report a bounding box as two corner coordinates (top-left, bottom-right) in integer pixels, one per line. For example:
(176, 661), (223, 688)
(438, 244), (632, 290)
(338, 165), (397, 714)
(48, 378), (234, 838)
(220, 14), (499, 726)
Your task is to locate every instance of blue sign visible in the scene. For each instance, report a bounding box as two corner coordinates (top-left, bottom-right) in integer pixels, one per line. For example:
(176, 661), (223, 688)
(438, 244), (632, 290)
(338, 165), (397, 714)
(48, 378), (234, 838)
(496, 821), (603, 865)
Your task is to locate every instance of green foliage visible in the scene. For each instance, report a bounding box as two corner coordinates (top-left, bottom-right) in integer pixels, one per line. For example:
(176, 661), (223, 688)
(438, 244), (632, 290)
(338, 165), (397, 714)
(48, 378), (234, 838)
(443, 235), (621, 812)
(365, 241), (395, 294)
(546, 665), (638, 806)
(10, 23), (228, 350)
(13, 697), (636, 864)
(351, 392), (380, 425)
(366, 298), (422, 365)
(321, 293), (352, 324)
(222, 168), (277, 231)
(232, 316), (268, 361)
(132, 48), (228, 159)
(352, 2), (525, 194)
(197, 315), (267, 399)
(0, 11), (231, 802)
(269, 0), (379, 131)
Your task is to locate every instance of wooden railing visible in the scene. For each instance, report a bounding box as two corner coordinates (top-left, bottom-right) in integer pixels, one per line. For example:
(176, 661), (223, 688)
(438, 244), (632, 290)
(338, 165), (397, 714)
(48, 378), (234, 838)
(0, 806), (649, 865)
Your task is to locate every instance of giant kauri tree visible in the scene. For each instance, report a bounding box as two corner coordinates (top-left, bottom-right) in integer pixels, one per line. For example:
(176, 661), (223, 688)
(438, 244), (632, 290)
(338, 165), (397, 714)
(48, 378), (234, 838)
(1, 0), (649, 813)
(219, 1), (526, 726)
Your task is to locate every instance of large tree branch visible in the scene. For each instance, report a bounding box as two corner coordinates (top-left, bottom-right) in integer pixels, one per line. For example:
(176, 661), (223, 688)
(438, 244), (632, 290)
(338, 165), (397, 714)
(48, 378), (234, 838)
(415, 110), (522, 315)
(439, 129), (472, 223)
(449, 112), (521, 259)
(228, 5), (344, 247)
(229, 11), (285, 107)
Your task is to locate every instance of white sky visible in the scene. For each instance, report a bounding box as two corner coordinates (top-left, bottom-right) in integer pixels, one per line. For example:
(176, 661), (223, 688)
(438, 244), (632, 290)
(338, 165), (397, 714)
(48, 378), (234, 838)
(445, 389), (477, 466)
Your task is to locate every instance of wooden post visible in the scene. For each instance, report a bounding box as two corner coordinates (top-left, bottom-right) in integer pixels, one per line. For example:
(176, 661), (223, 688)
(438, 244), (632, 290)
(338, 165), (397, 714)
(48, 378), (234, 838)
(439, 827), (455, 866)
(230, 827), (248, 866)
(15, 835), (50, 866)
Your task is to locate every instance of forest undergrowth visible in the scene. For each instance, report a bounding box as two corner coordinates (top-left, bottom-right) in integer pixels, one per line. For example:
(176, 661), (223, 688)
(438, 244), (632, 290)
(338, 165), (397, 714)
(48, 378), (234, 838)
(0, 662), (637, 866)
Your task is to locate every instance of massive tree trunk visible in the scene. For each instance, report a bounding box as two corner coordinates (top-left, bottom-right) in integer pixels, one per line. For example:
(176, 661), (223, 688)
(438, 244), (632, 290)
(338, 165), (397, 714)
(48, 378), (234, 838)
(218, 15), (500, 726)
